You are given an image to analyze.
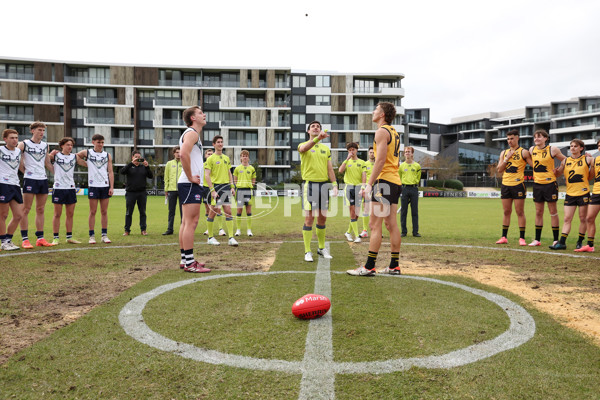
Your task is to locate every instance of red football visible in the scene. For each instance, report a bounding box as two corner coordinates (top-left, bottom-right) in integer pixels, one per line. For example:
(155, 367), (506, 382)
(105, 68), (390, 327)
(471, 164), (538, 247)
(292, 294), (331, 319)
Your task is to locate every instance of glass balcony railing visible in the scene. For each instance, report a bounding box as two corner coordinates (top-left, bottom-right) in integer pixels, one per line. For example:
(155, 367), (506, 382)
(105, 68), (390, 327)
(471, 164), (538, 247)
(0, 113), (34, 121)
(274, 101), (291, 107)
(162, 137), (180, 145)
(237, 100), (266, 108)
(274, 139), (289, 146)
(353, 105), (376, 112)
(331, 124), (358, 130)
(111, 137), (133, 144)
(27, 95), (64, 103)
(229, 140), (258, 146)
(159, 79), (240, 88)
(0, 72), (35, 80)
(85, 97), (118, 105)
(161, 118), (183, 126)
(221, 120), (250, 127)
(64, 76), (111, 84)
(155, 98), (183, 106)
(86, 117), (116, 125)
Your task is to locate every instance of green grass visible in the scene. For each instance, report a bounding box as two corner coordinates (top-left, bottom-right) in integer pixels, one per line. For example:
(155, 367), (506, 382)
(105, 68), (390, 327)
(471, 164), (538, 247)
(1, 195), (599, 399)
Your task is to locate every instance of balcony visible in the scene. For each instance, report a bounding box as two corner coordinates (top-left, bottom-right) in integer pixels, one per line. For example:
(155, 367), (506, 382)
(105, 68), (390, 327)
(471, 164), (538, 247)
(161, 118), (183, 126)
(85, 117), (115, 125)
(0, 113), (34, 121)
(352, 87), (404, 96)
(331, 124), (359, 130)
(158, 79), (240, 88)
(221, 120), (251, 127)
(111, 137), (134, 145)
(64, 76), (110, 84)
(274, 139), (289, 146)
(237, 100), (266, 108)
(154, 98), (183, 107)
(28, 95), (64, 103)
(85, 97), (118, 105)
(274, 101), (291, 107)
(0, 72), (35, 80)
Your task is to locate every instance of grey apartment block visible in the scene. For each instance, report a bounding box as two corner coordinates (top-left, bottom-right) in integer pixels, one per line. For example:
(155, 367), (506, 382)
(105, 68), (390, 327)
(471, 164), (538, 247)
(0, 58), (405, 186)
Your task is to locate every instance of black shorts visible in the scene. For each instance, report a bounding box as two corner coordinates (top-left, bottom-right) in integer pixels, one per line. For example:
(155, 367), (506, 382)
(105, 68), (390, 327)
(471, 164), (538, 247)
(302, 181), (331, 211)
(372, 179), (402, 205)
(52, 188), (77, 205)
(236, 188), (253, 206)
(565, 194), (590, 207)
(88, 186), (111, 200)
(501, 183), (526, 200)
(590, 193), (600, 205)
(178, 183), (206, 205)
(344, 184), (362, 206)
(23, 178), (49, 195)
(214, 183), (233, 206)
(533, 182), (558, 203)
(0, 184), (23, 204)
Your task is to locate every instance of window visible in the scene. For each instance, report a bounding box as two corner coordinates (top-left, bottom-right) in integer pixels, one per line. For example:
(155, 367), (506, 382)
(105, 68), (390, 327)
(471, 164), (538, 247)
(89, 68), (110, 84)
(203, 130), (219, 145)
(205, 111), (222, 124)
(163, 129), (182, 145)
(229, 131), (258, 146)
(316, 76), (330, 87)
(71, 107), (87, 120)
(203, 93), (220, 104)
(292, 76), (306, 88)
(138, 91), (155, 100)
(0, 105), (33, 120)
(314, 114), (331, 124)
(138, 129), (154, 145)
(112, 129), (133, 144)
(293, 95), (306, 106)
(0, 63), (34, 79)
(139, 109), (154, 122)
(162, 109), (181, 125)
(28, 86), (64, 102)
(275, 132), (289, 146)
(354, 79), (374, 93)
(139, 148), (156, 161)
(315, 96), (330, 106)
(221, 72), (239, 87)
(292, 114), (305, 125)
(71, 127), (92, 141)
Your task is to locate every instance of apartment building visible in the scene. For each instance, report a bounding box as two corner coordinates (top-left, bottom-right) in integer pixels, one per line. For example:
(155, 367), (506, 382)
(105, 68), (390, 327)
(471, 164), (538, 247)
(0, 57), (405, 187)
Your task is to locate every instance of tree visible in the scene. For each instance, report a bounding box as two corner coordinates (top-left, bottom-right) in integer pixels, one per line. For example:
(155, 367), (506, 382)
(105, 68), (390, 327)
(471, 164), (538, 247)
(251, 160), (263, 183)
(486, 162), (502, 188)
(422, 155), (462, 188)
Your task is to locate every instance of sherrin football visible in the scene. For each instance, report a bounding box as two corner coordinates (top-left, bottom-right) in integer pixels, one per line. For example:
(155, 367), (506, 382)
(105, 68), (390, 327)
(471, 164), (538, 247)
(292, 294), (331, 319)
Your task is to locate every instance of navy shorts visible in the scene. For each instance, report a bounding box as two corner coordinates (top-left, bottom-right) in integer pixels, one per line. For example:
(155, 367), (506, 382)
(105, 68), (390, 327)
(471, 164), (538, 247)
(533, 182), (558, 203)
(501, 183), (526, 200)
(23, 178), (49, 195)
(0, 184), (23, 204)
(88, 186), (111, 199)
(52, 188), (77, 205)
(236, 188), (253, 206)
(179, 183), (206, 204)
(372, 179), (402, 205)
(590, 193), (600, 205)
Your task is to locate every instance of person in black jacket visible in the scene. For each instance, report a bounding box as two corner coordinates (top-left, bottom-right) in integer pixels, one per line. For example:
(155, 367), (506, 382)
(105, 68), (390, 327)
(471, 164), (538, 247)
(120, 150), (153, 236)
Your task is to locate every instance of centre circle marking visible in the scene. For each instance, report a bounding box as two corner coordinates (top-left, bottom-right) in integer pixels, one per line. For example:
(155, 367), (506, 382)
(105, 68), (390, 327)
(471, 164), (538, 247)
(119, 271), (535, 374)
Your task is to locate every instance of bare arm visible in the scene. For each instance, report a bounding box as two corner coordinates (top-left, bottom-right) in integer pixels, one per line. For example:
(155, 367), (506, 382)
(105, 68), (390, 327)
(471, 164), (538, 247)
(497, 150), (509, 173)
(180, 132), (200, 186)
(107, 154), (115, 195)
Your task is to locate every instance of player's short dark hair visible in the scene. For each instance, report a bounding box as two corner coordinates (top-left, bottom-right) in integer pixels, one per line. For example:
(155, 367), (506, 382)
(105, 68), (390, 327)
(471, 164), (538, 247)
(58, 137), (75, 149)
(132, 150), (141, 157)
(507, 129), (519, 137)
(91, 134), (105, 141)
(212, 135), (223, 144)
(183, 106), (201, 127)
(570, 139), (585, 149)
(377, 102), (397, 124)
(534, 129), (549, 140)
(307, 120), (321, 132)
(2, 129), (18, 139)
(346, 142), (358, 150)
(29, 121), (46, 130)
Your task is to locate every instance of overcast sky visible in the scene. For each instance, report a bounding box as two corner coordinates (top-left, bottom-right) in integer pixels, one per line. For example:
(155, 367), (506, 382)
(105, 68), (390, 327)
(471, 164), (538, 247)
(3, 0), (599, 123)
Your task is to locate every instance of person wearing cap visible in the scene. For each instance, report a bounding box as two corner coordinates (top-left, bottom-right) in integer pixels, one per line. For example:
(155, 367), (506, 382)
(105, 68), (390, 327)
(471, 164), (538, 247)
(298, 120), (338, 262)
(399, 146), (421, 237)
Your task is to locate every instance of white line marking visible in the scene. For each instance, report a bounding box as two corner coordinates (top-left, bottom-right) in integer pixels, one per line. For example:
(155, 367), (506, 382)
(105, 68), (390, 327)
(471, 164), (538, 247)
(299, 243), (335, 400)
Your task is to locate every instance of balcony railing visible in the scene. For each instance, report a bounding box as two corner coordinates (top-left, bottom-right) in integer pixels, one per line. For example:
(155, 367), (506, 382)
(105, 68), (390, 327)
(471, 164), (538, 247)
(64, 76), (111, 84)
(274, 139), (289, 146)
(331, 124), (359, 130)
(86, 117), (115, 125)
(275, 82), (291, 88)
(237, 100), (266, 108)
(221, 120), (251, 127)
(155, 98), (183, 106)
(353, 105), (376, 112)
(0, 72), (35, 80)
(161, 118), (183, 126)
(158, 79), (240, 88)
(111, 137), (133, 144)
(0, 113), (34, 121)
(274, 101), (291, 107)
(229, 140), (258, 146)
(85, 97), (118, 105)
(28, 95), (64, 103)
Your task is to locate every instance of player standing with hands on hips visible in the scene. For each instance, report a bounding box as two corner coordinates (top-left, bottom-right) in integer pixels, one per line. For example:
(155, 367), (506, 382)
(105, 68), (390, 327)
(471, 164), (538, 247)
(348, 102), (402, 276)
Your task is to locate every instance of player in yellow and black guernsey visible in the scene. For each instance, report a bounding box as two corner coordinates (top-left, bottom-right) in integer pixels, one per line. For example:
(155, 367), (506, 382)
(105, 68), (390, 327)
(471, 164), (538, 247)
(575, 138), (600, 252)
(551, 139), (594, 250)
(528, 129), (566, 247)
(347, 102), (402, 276)
(496, 130), (532, 246)
(338, 142), (365, 243)
(298, 120), (338, 262)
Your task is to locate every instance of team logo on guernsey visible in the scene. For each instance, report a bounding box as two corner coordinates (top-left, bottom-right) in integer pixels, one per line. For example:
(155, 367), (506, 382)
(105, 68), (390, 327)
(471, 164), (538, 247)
(89, 155), (108, 169)
(25, 146), (46, 162)
(1, 153), (19, 169)
(56, 157), (75, 172)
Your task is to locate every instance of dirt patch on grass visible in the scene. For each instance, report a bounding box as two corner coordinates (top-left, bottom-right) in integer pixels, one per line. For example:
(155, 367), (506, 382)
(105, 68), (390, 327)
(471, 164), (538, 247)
(0, 243), (280, 365)
(348, 245), (600, 346)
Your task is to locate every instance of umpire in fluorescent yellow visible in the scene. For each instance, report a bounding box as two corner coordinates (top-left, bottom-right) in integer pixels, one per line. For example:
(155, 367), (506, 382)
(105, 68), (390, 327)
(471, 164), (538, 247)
(298, 120), (338, 262)
(339, 142), (365, 242)
(163, 146), (182, 235)
(233, 150), (256, 237)
(399, 146), (421, 237)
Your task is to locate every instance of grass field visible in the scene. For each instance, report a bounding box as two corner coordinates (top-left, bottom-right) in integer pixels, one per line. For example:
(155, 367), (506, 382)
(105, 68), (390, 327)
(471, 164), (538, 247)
(1, 195), (599, 399)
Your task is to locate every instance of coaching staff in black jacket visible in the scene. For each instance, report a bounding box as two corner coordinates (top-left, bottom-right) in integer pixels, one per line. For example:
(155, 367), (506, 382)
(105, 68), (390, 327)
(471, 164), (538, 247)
(120, 150), (153, 236)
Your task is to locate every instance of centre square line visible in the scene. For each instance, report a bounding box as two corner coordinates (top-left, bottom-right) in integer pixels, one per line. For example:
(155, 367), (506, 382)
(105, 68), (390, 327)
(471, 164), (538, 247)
(299, 242), (335, 400)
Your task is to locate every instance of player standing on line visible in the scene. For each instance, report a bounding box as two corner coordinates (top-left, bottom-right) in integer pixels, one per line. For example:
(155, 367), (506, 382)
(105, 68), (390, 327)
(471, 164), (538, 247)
(528, 129), (566, 247)
(76, 134), (114, 244)
(359, 146), (375, 238)
(550, 139), (594, 250)
(18, 121), (55, 248)
(339, 142), (365, 243)
(204, 135), (238, 246)
(233, 150), (256, 237)
(0, 129), (24, 251)
(575, 138), (600, 252)
(49, 137), (87, 245)
(496, 130), (532, 246)
(298, 121), (338, 262)
(178, 106), (210, 273)
(347, 102), (402, 276)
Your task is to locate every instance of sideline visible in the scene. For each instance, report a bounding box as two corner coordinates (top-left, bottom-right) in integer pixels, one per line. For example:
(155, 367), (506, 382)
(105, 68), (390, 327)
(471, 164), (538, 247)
(2, 240), (598, 261)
